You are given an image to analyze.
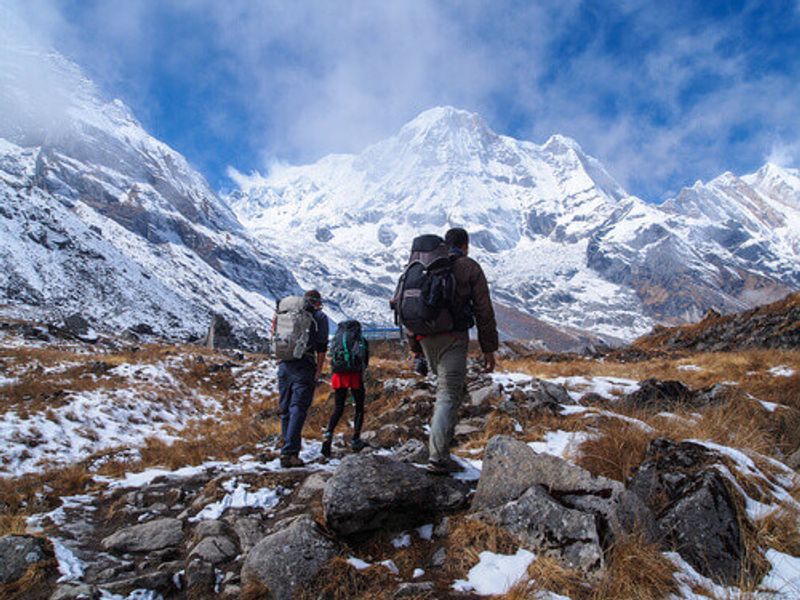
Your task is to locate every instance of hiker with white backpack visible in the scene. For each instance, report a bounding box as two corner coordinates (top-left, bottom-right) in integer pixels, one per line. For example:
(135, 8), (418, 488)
(321, 319), (370, 457)
(272, 289), (329, 468)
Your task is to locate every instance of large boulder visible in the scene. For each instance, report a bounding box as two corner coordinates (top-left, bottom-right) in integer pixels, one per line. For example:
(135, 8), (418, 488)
(629, 438), (749, 584)
(241, 515), (338, 600)
(471, 436), (655, 572)
(101, 518), (183, 553)
(323, 454), (470, 536)
(0, 535), (51, 584)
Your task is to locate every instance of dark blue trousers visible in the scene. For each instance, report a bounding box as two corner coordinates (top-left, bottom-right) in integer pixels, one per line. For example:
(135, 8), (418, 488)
(278, 359), (316, 455)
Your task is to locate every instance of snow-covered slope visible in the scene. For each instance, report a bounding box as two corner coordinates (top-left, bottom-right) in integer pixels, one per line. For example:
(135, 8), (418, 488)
(0, 38), (300, 339)
(230, 107), (799, 341)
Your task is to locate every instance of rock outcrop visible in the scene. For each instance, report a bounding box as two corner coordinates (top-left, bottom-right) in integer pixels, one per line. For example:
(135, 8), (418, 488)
(629, 438), (751, 584)
(472, 436), (655, 573)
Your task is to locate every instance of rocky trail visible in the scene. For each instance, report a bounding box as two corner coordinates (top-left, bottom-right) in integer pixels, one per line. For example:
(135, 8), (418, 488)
(2, 316), (800, 599)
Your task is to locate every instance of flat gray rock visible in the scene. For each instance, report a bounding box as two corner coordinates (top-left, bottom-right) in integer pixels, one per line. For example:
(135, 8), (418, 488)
(323, 454), (470, 536)
(241, 515), (338, 600)
(472, 435), (621, 510)
(101, 517), (183, 553)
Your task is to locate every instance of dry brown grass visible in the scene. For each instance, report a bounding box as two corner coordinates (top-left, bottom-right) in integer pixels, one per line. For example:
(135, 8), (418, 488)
(576, 418), (656, 482)
(755, 507), (800, 557)
(589, 533), (679, 600)
(505, 555), (589, 600)
(0, 514), (27, 536)
(505, 534), (678, 600)
(295, 556), (396, 600)
(505, 349), (800, 396)
(445, 515), (519, 576)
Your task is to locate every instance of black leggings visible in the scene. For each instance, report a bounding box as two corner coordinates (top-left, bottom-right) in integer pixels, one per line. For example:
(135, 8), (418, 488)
(325, 387), (365, 439)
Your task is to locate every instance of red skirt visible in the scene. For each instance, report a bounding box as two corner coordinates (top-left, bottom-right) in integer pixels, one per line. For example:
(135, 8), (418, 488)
(331, 371), (362, 389)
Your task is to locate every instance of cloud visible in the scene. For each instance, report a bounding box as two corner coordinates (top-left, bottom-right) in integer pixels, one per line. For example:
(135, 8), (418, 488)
(2, 0), (799, 200)
(767, 139), (800, 167)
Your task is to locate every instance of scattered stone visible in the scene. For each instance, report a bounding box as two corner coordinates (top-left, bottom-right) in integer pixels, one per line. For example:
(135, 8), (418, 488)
(0, 535), (51, 584)
(295, 472), (331, 502)
(63, 314), (91, 338)
(622, 378), (703, 411)
(49, 583), (98, 600)
(468, 381), (500, 407)
(429, 547), (447, 568)
(185, 558), (216, 597)
(204, 314), (239, 350)
(101, 518), (183, 553)
(231, 516), (272, 554)
(194, 520), (229, 540)
(394, 581), (435, 598)
(102, 571), (173, 596)
(473, 436), (618, 510)
(189, 535), (238, 565)
(241, 515), (338, 600)
(323, 454), (470, 536)
(433, 517), (449, 538)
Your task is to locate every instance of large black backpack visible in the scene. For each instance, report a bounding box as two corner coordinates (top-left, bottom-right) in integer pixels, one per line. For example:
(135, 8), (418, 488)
(330, 320), (368, 373)
(391, 235), (456, 335)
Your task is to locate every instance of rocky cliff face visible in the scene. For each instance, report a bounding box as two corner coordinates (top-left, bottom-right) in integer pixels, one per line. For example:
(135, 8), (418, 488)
(0, 39), (299, 340)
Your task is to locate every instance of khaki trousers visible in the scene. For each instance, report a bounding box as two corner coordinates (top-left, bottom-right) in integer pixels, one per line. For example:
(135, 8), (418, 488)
(420, 331), (469, 463)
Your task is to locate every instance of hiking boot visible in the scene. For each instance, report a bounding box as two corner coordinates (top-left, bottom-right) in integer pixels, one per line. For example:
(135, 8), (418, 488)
(426, 457), (463, 476)
(280, 454), (305, 469)
(350, 438), (366, 453)
(321, 437), (332, 458)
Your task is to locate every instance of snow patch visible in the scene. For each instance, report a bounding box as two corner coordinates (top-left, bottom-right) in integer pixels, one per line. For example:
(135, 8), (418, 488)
(452, 549), (536, 596)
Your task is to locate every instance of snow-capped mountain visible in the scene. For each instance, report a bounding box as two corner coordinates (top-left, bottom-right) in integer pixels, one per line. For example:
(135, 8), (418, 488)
(230, 107), (799, 342)
(1, 18), (797, 347)
(0, 36), (299, 339)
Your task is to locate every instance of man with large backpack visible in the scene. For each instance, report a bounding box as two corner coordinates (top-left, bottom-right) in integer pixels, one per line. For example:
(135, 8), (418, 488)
(393, 228), (498, 475)
(272, 289), (329, 468)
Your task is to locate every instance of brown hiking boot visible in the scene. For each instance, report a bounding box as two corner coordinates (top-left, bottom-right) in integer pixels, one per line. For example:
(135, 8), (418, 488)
(280, 454), (305, 469)
(426, 457), (463, 476)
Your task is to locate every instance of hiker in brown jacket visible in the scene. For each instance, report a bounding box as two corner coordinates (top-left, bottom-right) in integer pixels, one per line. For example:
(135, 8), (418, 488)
(411, 227), (499, 474)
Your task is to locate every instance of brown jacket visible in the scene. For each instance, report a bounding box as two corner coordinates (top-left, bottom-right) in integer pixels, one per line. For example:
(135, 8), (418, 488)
(408, 254), (499, 354)
(451, 255), (499, 353)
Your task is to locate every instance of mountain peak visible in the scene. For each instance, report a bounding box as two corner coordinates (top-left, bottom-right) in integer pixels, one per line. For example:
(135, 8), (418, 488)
(402, 106), (488, 132)
(542, 133), (585, 155)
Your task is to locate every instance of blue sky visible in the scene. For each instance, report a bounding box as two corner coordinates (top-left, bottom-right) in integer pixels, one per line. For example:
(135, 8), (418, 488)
(6, 0), (800, 200)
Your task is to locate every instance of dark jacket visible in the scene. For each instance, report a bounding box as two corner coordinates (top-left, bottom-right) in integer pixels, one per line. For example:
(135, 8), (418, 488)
(450, 254), (499, 353)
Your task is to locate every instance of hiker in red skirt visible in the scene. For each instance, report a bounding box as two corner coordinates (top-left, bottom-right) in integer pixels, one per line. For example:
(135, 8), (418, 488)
(321, 320), (369, 457)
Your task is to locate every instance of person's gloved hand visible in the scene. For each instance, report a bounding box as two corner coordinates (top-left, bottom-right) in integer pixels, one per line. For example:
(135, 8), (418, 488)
(414, 355), (429, 376)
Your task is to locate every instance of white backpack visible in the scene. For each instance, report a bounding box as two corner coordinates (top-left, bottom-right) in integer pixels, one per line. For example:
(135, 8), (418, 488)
(272, 296), (316, 360)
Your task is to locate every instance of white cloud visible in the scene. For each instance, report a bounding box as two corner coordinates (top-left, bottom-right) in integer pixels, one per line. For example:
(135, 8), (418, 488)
(767, 139), (800, 167)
